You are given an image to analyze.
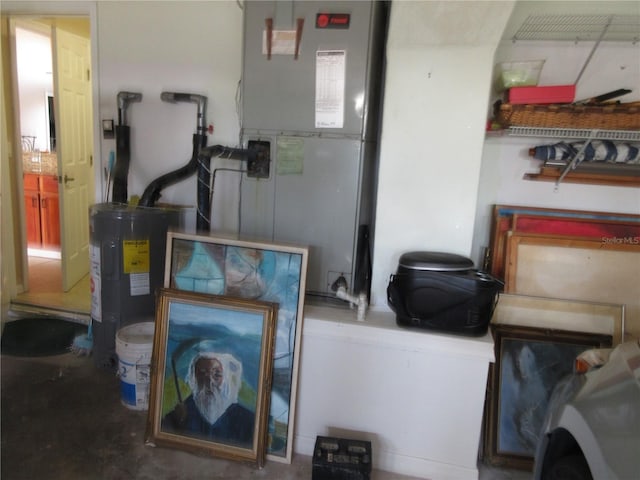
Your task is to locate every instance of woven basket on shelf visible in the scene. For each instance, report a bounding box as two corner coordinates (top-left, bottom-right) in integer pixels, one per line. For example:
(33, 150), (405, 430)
(495, 102), (640, 131)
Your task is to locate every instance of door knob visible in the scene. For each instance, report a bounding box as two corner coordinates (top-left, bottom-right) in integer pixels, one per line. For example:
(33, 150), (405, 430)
(63, 174), (75, 184)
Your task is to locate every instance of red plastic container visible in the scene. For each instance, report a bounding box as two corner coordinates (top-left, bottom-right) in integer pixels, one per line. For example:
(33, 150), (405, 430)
(508, 84), (576, 104)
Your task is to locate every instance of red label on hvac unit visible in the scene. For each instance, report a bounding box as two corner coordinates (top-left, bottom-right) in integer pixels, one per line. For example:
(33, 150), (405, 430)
(316, 13), (350, 29)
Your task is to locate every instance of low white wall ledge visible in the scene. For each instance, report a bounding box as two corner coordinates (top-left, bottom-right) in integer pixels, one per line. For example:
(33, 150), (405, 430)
(294, 304), (495, 480)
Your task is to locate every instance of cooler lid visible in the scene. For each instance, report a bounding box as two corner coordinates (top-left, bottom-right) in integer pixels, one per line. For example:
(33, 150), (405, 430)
(398, 251), (474, 272)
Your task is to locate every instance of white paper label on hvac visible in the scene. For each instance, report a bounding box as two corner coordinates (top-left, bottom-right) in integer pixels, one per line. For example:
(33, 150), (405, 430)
(315, 50), (346, 129)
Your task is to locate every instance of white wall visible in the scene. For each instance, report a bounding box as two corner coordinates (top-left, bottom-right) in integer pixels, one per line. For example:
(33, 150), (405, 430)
(7, 1), (636, 309)
(369, 1), (515, 307)
(96, 1), (244, 232)
(91, 0), (517, 308)
(295, 306), (495, 479)
(16, 26), (53, 152)
(471, 37), (640, 265)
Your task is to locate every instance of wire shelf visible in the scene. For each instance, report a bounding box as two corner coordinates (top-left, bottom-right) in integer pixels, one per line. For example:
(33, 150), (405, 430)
(507, 127), (640, 142)
(512, 14), (640, 43)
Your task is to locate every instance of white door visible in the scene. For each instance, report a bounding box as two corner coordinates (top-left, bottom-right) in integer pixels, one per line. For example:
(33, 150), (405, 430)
(52, 26), (94, 292)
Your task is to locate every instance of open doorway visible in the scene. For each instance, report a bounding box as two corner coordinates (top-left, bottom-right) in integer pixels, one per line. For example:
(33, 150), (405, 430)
(16, 24), (60, 259)
(10, 17), (92, 316)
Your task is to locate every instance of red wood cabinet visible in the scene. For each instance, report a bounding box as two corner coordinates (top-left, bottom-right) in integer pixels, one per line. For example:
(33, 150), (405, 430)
(23, 173), (60, 249)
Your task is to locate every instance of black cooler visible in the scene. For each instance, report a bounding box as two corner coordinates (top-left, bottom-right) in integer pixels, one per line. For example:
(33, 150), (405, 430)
(387, 251), (503, 336)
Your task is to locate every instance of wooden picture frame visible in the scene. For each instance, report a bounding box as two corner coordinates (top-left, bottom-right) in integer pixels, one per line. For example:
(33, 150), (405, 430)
(484, 324), (612, 470)
(163, 231), (308, 463)
(488, 204), (640, 280)
(503, 232), (640, 339)
(493, 293), (625, 346)
(145, 288), (277, 467)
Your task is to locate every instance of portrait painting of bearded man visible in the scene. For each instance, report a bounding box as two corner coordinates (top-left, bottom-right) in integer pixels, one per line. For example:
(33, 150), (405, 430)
(162, 352), (254, 447)
(147, 289), (277, 466)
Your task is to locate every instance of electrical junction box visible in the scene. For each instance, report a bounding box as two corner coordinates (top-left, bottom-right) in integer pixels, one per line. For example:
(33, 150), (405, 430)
(246, 140), (271, 178)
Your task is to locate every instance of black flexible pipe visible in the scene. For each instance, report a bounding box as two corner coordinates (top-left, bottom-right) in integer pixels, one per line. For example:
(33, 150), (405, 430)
(138, 133), (206, 208)
(138, 87), (254, 227)
(138, 142), (251, 211)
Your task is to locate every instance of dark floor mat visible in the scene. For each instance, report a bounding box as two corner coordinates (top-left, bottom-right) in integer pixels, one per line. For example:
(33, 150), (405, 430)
(1, 317), (87, 357)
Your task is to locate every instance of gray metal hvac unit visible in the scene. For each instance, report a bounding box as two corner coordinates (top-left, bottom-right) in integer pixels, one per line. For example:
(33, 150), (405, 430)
(240, 0), (387, 297)
(89, 204), (181, 370)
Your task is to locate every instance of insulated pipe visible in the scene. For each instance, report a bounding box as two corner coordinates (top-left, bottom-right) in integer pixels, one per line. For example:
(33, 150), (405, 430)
(139, 92), (253, 230)
(117, 91), (143, 127)
(197, 153), (212, 231)
(137, 133), (205, 208)
(112, 92), (142, 204)
(111, 125), (131, 203)
(160, 92), (207, 135)
(195, 145), (254, 232)
(137, 143), (251, 211)
(159, 92), (210, 230)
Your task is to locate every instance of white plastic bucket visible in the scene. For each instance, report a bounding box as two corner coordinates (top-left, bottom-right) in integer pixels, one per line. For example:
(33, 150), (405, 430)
(116, 322), (154, 410)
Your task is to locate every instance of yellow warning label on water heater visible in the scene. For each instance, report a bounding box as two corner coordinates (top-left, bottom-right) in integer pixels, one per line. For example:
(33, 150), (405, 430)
(123, 240), (150, 274)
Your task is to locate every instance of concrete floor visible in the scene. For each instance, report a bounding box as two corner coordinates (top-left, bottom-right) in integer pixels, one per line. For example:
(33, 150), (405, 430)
(0, 350), (532, 480)
(0, 352), (417, 480)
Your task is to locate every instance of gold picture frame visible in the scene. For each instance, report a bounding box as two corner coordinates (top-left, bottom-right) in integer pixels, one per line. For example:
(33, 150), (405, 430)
(145, 288), (277, 467)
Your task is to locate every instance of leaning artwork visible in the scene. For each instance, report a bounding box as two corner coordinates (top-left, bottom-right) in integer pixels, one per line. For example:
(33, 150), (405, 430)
(163, 231), (308, 463)
(145, 288), (277, 467)
(484, 324), (611, 470)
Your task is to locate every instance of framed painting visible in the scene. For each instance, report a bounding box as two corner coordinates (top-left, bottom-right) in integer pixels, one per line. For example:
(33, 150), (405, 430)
(163, 231), (308, 463)
(145, 288), (277, 467)
(493, 293), (625, 346)
(487, 204), (640, 280)
(503, 232), (640, 339)
(484, 324), (612, 470)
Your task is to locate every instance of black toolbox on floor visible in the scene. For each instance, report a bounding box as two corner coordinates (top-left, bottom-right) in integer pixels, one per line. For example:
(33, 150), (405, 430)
(387, 251), (503, 336)
(312, 436), (372, 480)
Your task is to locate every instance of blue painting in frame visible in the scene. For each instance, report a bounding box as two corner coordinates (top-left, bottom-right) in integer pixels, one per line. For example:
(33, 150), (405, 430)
(163, 231), (308, 463)
(485, 324), (611, 470)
